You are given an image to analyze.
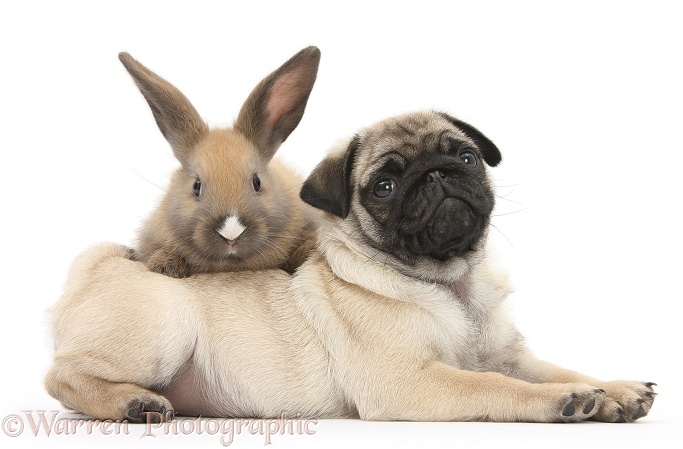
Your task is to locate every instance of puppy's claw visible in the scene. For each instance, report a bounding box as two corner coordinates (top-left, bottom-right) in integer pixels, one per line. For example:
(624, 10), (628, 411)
(614, 407), (627, 423)
(632, 404), (646, 420)
(159, 405), (176, 421)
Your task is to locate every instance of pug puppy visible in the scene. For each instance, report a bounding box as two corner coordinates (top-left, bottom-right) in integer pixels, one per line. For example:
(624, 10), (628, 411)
(45, 111), (655, 424)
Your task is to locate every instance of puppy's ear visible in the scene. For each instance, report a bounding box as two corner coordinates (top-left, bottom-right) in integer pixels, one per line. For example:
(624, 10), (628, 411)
(119, 53), (208, 167)
(300, 136), (360, 218)
(437, 112), (502, 167)
(235, 46), (321, 162)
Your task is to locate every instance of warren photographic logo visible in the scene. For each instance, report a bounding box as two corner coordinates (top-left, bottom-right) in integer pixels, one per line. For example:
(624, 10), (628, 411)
(2, 411), (318, 446)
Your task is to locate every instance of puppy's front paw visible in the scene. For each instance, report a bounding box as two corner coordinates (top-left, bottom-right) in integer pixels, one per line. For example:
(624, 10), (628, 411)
(555, 384), (605, 422)
(591, 380), (656, 422)
(146, 249), (193, 278)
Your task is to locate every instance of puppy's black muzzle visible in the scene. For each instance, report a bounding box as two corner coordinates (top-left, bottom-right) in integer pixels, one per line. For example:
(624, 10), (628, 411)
(399, 160), (478, 233)
(395, 157), (493, 260)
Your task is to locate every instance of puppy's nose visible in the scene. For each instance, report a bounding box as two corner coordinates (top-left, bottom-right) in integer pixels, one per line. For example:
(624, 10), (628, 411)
(426, 170), (446, 183)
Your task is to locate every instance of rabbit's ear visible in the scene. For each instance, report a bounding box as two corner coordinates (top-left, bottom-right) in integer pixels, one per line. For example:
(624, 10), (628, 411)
(234, 46), (320, 162)
(119, 53), (208, 166)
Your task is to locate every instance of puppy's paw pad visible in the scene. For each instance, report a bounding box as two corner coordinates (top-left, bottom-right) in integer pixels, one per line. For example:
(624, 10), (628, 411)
(582, 396), (597, 414)
(559, 387), (604, 422)
(561, 394), (577, 417)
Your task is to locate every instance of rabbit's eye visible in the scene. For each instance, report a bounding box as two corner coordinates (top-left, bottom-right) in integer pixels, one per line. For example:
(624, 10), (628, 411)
(192, 179), (202, 197)
(252, 174), (262, 192)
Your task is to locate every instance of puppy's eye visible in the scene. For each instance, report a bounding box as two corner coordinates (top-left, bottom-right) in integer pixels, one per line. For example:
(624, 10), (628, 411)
(373, 179), (396, 198)
(460, 151), (478, 166)
(252, 174), (262, 192)
(192, 179), (202, 197)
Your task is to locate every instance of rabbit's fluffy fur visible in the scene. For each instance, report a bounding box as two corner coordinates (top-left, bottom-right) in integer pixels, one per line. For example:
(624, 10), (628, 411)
(119, 48), (321, 277)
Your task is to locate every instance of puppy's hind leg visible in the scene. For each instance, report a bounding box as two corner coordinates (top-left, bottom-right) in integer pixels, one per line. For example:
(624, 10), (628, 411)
(45, 318), (195, 423)
(45, 359), (174, 423)
(46, 247), (199, 422)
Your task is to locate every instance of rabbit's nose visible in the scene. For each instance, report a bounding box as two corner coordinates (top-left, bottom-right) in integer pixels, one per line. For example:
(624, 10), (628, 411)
(217, 214), (246, 241)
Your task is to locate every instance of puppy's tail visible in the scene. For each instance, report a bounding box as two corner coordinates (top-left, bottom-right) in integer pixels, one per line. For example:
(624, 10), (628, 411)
(48, 243), (138, 347)
(64, 243), (134, 290)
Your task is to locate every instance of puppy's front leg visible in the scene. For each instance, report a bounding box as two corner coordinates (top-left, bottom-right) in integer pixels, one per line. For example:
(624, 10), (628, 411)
(509, 350), (656, 422)
(358, 361), (604, 422)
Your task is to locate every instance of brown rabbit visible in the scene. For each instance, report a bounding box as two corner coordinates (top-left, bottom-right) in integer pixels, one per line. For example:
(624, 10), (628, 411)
(119, 47), (321, 277)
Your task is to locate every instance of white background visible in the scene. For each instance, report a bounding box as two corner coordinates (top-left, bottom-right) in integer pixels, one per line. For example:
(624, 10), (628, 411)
(1, 1), (681, 448)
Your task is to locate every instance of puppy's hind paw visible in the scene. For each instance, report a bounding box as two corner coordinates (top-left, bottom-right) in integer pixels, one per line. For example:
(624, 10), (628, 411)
(125, 396), (175, 423)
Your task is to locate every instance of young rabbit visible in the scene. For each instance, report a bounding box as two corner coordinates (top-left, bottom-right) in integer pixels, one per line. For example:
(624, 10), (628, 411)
(118, 47), (321, 277)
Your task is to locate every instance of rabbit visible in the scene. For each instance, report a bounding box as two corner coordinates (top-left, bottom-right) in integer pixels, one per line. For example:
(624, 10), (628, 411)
(118, 47), (321, 278)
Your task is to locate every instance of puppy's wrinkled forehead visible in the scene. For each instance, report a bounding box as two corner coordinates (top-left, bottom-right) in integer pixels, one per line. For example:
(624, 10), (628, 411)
(353, 111), (475, 185)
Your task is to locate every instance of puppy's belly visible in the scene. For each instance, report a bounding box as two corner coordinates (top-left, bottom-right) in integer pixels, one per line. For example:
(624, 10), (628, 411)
(160, 359), (221, 417)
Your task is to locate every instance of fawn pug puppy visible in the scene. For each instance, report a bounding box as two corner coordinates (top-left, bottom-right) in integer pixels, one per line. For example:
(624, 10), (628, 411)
(45, 111), (655, 423)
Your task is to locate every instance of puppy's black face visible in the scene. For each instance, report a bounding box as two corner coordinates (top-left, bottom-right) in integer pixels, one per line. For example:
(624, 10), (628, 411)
(359, 135), (495, 262)
(300, 111), (501, 265)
